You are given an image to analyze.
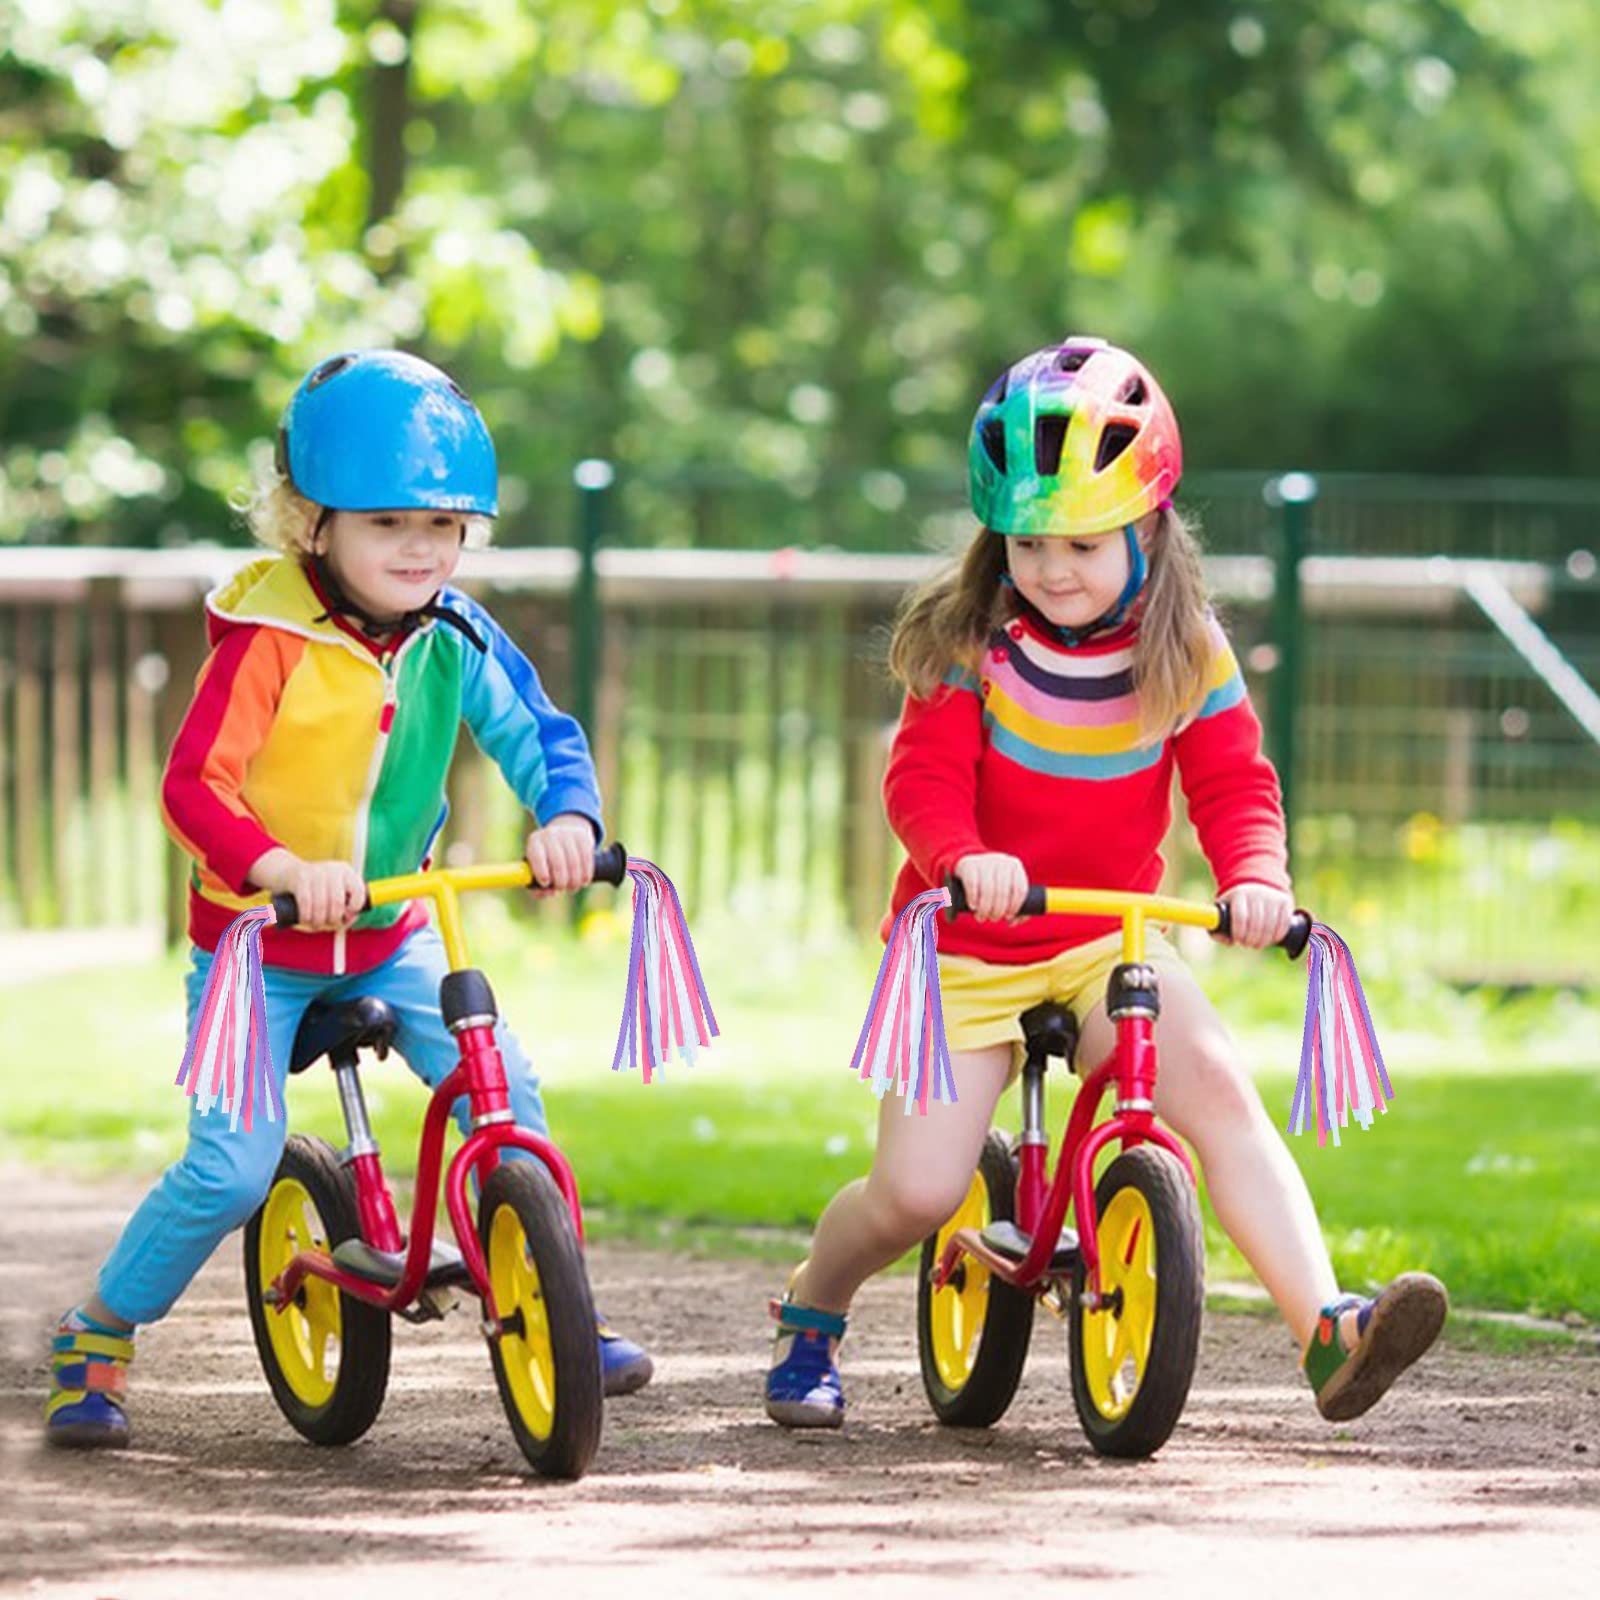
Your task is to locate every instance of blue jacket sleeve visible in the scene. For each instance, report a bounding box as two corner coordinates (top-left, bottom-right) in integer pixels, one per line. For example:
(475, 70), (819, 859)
(447, 592), (604, 838)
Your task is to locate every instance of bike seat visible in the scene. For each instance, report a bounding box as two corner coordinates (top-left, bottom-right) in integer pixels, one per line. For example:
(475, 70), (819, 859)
(980, 1219), (1080, 1272)
(1020, 1001), (1078, 1068)
(330, 1236), (473, 1289)
(289, 997), (399, 1075)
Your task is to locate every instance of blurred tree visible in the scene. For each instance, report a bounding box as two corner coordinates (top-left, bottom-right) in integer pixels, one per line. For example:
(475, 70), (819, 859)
(2, 0), (1598, 547)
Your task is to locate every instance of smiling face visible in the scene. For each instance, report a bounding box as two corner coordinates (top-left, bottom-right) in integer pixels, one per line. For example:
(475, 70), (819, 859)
(1004, 527), (1133, 632)
(315, 508), (464, 622)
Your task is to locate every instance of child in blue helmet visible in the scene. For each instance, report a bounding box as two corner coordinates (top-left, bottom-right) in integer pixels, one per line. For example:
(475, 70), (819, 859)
(45, 350), (652, 1448)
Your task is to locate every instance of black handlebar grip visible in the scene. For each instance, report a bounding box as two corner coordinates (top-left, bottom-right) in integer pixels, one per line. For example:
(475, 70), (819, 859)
(1282, 910), (1314, 960)
(269, 890), (374, 928)
(593, 841), (629, 886)
(943, 876), (1046, 919)
(1212, 900), (1316, 959)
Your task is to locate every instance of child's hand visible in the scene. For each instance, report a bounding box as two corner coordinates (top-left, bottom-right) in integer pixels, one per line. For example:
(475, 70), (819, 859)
(525, 814), (596, 897)
(953, 851), (1029, 922)
(248, 848), (366, 929)
(1218, 882), (1295, 948)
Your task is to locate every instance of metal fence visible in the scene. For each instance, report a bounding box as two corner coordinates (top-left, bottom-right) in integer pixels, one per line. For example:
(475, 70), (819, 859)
(2, 471), (1598, 981)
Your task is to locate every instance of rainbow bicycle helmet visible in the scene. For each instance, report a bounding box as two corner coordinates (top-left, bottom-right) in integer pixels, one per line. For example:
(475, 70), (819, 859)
(276, 349), (498, 516)
(968, 337), (1180, 537)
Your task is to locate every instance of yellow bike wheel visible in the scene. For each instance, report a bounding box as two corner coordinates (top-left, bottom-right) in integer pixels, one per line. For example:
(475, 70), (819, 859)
(479, 1161), (602, 1479)
(244, 1135), (391, 1445)
(1068, 1144), (1203, 1458)
(916, 1132), (1034, 1427)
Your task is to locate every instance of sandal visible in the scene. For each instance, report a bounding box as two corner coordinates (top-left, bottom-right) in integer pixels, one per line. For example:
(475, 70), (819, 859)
(1305, 1271), (1448, 1422)
(765, 1295), (847, 1430)
(45, 1315), (134, 1449)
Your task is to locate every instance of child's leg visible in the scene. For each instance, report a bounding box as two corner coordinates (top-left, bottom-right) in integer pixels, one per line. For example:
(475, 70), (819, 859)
(1076, 967), (1336, 1348)
(1077, 964), (1446, 1418)
(92, 954), (320, 1327)
(767, 1047), (1013, 1428)
(52, 953), (320, 1445)
(794, 1046), (1014, 1314)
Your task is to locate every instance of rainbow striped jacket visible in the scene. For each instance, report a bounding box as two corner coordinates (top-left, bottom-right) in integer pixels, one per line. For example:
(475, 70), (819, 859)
(162, 555), (602, 975)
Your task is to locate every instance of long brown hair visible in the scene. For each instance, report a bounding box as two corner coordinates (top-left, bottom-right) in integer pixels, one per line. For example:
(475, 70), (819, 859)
(887, 504), (1215, 743)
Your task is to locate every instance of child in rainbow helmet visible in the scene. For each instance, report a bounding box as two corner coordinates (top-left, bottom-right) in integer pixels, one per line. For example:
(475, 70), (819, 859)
(45, 350), (652, 1448)
(766, 337), (1447, 1430)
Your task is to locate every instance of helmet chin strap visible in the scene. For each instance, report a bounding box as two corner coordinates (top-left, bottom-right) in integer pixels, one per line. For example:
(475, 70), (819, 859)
(306, 549), (486, 653)
(999, 523), (1147, 649)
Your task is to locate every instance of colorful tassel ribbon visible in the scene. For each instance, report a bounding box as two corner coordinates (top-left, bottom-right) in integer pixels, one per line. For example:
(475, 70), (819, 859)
(848, 887), (956, 1115)
(610, 859), (718, 1082)
(1288, 923), (1394, 1146)
(174, 905), (281, 1133)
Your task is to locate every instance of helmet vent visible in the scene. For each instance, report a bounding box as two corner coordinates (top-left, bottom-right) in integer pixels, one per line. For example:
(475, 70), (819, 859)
(1057, 347), (1093, 374)
(983, 372), (1009, 406)
(1115, 374), (1148, 406)
(980, 415), (1008, 473)
(1034, 414), (1068, 478)
(1094, 422), (1139, 473)
(306, 355), (353, 391)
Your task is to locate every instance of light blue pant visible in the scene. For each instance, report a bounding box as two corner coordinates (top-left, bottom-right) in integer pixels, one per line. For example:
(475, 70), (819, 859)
(97, 925), (547, 1326)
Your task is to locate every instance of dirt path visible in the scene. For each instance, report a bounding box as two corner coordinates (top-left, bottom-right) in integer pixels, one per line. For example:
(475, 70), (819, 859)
(3, 1169), (1597, 1599)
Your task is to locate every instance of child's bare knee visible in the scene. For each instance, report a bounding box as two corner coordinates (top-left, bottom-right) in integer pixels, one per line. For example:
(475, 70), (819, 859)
(869, 1167), (972, 1243)
(1184, 1044), (1260, 1126)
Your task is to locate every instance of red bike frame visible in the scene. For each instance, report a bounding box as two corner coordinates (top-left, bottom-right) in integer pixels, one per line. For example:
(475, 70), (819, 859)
(932, 889), (1247, 1308)
(266, 861), (595, 1334)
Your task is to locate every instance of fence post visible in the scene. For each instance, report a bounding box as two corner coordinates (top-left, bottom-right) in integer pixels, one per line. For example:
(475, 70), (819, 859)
(571, 460), (613, 923)
(1265, 471), (1316, 830)
(571, 459), (612, 747)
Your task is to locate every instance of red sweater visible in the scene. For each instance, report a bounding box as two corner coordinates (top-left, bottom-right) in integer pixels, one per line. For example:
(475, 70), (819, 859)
(883, 609), (1289, 963)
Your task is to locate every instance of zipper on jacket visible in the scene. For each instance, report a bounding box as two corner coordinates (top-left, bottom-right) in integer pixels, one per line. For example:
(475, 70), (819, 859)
(337, 634), (418, 975)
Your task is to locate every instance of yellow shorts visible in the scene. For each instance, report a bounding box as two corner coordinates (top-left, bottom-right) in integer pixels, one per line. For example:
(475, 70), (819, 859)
(937, 929), (1184, 1075)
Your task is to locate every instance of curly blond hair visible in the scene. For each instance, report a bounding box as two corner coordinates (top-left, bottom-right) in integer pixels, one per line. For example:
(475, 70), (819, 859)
(233, 473), (494, 554)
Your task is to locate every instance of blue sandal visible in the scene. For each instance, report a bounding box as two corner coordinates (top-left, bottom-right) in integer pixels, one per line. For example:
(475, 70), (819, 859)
(1304, 1272), (1448, 1422)
(45, 1317), (134, 1449)
(765, 1296), (847, 1429)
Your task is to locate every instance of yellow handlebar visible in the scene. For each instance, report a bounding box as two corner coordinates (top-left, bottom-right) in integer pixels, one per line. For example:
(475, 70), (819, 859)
(1031, 889), (1222, 963)
(271, 844), (630, 972)
(943, 878), (1312, 962)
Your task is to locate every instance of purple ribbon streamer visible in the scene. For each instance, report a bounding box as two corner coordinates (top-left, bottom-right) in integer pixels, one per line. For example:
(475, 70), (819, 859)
(848, 888), (955, 1109)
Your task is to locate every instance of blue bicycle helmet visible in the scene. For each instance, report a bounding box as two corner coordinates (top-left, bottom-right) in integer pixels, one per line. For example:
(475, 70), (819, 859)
(276, 350), (498, 515)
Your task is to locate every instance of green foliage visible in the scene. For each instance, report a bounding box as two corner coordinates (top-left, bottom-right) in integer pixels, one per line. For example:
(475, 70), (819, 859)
(7, 2), (1600, 548)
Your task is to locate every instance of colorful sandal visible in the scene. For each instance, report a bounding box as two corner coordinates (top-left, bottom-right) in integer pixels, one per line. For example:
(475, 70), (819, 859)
(1305, 1272), (1448, 1422)
(765, 1296), (847, 1429)
(45, 1316), (134, 1449)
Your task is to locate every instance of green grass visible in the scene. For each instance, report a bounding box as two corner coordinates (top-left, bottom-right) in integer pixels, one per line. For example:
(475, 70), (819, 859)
(4, 905), (1598, 1322)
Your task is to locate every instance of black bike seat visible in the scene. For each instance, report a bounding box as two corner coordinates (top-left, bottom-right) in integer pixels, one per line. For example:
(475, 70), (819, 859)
(289, 996), (399, 1075)
(1020, 1001), (1078, 1068)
